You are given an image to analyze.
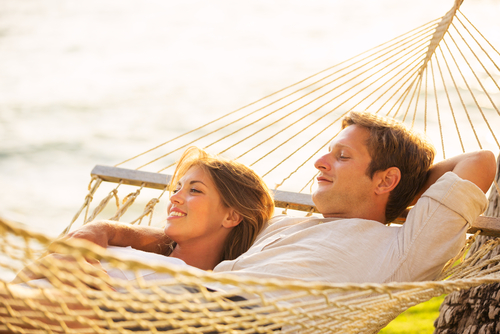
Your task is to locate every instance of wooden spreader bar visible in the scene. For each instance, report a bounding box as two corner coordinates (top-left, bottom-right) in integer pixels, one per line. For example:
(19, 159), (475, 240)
(91, 165), (500, 236)
(91, 165), (317, 213)
(92, 165), (172, 190)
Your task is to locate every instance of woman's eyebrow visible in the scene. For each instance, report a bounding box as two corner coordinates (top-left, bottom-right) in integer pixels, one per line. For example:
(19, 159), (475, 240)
(176, 180), (207, 187)
(189, 180), (207, 187)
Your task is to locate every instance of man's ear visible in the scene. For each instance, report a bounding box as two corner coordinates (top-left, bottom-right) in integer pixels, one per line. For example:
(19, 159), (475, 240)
(222, 209), (243, 228)
(374, 167), (401, 195)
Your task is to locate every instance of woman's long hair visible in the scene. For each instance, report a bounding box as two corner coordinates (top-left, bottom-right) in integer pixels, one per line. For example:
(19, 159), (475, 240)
(167, 146), (274, 262)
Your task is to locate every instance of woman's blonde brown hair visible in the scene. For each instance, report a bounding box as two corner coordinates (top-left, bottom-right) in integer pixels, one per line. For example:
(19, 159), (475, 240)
(167, 146), (274, 262)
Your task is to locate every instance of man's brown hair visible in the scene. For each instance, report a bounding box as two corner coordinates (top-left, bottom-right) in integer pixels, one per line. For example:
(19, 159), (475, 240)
(342, 111), (436, 223)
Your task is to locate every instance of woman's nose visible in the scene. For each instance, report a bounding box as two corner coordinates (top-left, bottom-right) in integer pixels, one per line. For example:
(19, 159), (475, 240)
(170, 190), (184, 204)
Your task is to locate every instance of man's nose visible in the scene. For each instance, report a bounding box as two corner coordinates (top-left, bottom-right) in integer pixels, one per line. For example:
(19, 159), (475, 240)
(314, 155), (331, 171)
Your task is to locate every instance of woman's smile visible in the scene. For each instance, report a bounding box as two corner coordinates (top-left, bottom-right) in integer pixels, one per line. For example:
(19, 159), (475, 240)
(168, 208), (187, 218)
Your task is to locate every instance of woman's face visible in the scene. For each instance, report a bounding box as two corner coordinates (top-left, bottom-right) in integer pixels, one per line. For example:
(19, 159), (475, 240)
(165, 166), (233, 245)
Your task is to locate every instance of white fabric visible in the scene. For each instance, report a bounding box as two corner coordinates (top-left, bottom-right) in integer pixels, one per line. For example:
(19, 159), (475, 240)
(213, 172), (488, 283)
(18, 249), (197, 290)
(103, 246), (205, 282)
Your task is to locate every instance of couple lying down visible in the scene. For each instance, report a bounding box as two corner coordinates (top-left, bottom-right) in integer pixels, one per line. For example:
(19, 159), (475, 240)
(16, 111), (496, 288)
(5, 111), (495, 332)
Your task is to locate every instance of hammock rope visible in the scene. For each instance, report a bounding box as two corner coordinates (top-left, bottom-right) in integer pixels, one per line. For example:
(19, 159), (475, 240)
(457, 11), (500, 73)
(85, 188), (120, 225)
(451, 18), (500, 108)
(116, 18), (441, 171)
(440, 43), (482, 148)
(445, 28), (500, 145)
(50, 0), (500, 249)
(60, 176), (103, 236)
(2, 0), (500, 332)
(112, 6), (498, 193)
(2, 215), (500, 334)
(428, 61), (445, 158)
(60, 0), (500, 246)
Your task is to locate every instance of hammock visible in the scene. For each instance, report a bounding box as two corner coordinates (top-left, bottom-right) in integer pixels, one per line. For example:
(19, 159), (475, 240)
(2, 0), (500, 332)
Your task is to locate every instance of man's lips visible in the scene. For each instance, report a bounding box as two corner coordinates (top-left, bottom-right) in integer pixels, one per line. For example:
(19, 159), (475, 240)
(317, 176), (332, 183)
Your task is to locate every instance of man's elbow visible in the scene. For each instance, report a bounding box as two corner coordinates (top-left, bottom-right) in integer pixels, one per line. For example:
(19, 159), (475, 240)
(474, 150), (497, 193)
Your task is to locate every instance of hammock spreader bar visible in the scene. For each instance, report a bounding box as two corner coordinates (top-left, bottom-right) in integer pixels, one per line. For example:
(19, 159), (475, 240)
(91, 165), (317, 214)
(91, 164), (500, 236)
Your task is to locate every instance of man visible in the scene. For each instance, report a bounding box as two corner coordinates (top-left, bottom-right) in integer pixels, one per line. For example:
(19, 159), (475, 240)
(66, 111), (496, 284)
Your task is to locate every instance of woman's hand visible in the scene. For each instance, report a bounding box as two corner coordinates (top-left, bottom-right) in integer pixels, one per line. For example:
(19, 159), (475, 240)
(12, 253), (107, 285)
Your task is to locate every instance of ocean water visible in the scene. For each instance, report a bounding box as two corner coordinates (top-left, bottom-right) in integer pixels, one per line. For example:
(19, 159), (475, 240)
(1, 0), (499, 236)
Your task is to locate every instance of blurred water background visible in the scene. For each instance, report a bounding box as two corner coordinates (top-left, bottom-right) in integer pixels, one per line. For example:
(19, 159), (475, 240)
(1, 0), (499, 237)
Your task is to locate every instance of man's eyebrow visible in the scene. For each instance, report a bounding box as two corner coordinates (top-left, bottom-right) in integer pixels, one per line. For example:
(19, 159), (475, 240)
(329, 143), (352, 151)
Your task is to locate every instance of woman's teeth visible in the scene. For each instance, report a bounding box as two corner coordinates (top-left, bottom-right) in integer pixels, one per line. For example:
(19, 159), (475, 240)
(170, 211), (186, 217)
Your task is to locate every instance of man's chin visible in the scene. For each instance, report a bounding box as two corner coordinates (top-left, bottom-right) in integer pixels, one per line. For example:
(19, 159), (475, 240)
(311, 195), (326, 213)
(312, 189), (329, 204)
(311, 192), (319, 207)
(312, 193), (339, 214)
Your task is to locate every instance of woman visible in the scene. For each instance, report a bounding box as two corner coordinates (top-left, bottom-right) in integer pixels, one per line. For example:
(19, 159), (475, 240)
(7, 147), (274, 332)
(14, 146), (274, 283)
(159, 146), (274, 270)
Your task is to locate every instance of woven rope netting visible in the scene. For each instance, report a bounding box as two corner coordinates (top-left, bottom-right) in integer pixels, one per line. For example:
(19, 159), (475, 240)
(2, 0), (500, 332)
(2, 216), (500, 333)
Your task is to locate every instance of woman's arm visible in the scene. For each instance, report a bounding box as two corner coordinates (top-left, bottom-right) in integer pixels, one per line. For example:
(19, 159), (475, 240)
(64, 220), (172, 255)
(13, 222), (171, 283)
(411, 150), (497, 205)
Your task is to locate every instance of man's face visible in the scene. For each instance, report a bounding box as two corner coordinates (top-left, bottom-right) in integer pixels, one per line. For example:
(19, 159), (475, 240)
(312, 124), (377, 218)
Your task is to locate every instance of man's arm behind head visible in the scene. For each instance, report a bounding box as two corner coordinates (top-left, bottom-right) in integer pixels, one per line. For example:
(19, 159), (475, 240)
(411, 150), (497, 206)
